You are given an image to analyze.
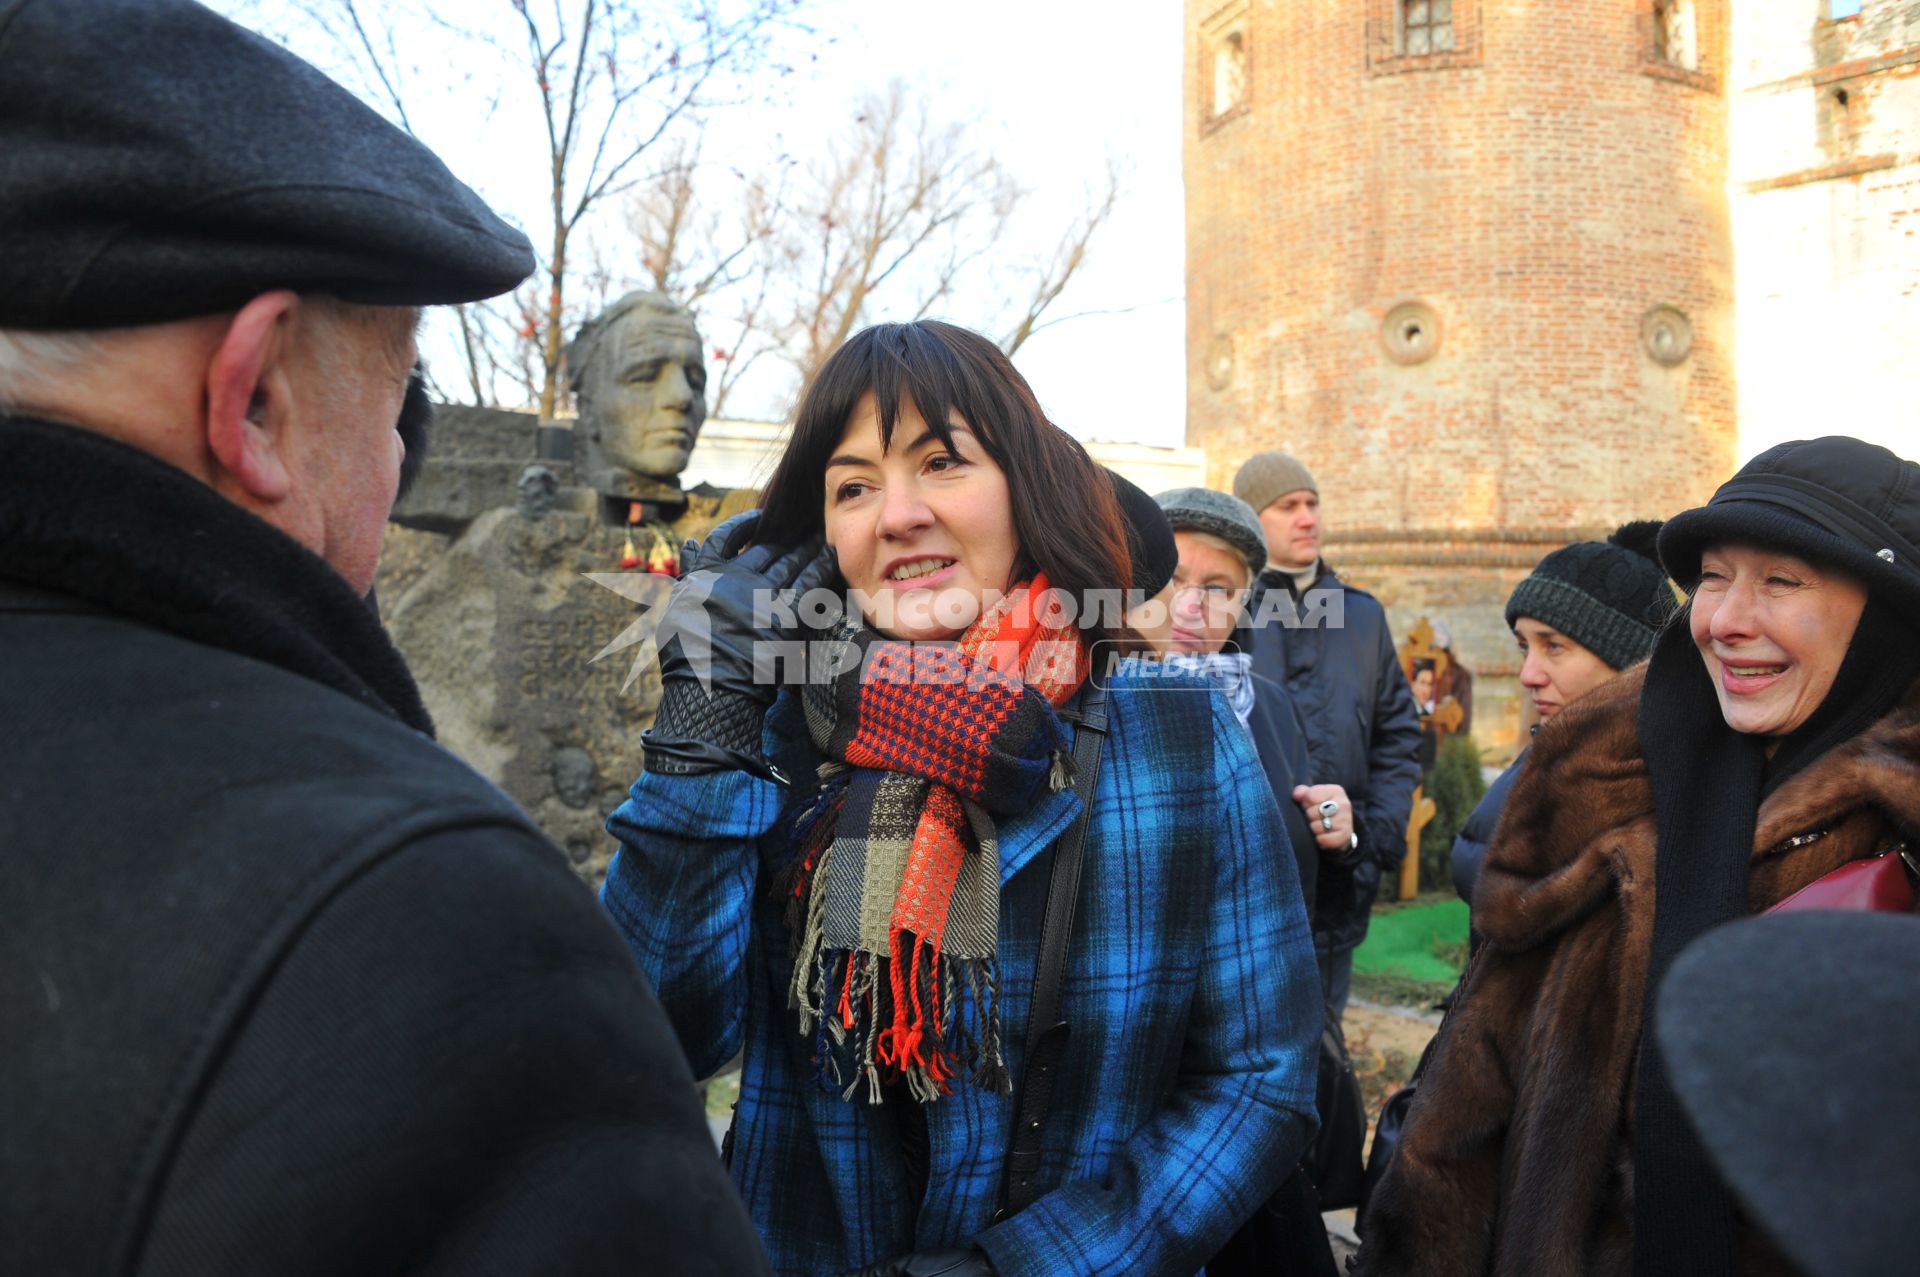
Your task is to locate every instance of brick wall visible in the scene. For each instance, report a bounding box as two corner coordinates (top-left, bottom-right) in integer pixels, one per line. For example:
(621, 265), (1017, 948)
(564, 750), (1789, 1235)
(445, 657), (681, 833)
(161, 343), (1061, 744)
(1185, 0), (1738, 759)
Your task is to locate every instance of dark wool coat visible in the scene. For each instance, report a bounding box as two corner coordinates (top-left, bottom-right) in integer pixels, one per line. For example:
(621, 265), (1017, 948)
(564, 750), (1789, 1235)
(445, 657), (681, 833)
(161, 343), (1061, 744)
(0, 419), (768, 1277)
(1354, 663), (1920, 1277)
(1243, 564), (1423, 953)
(1447, 749), (1524, 907)
(1244, 668), (1324, 919)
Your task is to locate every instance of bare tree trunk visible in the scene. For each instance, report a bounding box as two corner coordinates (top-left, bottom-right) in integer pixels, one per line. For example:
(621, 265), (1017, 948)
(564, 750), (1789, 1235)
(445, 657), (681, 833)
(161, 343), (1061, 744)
(541, 212), (570, 418)
(454, 303), (486, 405)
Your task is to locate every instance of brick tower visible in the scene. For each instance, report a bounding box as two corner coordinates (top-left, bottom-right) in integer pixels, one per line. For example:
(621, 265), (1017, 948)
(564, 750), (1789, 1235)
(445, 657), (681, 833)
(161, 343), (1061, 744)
(1184, 0), (1737, 756)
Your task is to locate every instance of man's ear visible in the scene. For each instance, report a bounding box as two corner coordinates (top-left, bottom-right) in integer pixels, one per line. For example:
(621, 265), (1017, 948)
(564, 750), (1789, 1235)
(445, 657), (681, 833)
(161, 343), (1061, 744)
(205, 290), (301, 502)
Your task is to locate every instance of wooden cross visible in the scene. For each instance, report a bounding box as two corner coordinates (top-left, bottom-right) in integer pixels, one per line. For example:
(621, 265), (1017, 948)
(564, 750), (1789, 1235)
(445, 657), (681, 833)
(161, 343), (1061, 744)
(1402, 784), (1437, 900)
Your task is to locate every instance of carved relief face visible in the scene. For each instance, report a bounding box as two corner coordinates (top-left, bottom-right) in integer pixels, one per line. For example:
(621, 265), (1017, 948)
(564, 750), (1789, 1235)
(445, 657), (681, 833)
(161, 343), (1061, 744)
(577, 314), (708, 479)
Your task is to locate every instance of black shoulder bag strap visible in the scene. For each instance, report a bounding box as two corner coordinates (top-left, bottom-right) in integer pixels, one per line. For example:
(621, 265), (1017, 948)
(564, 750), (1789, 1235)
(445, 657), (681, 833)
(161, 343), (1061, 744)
(996, 680), (1109, 1220)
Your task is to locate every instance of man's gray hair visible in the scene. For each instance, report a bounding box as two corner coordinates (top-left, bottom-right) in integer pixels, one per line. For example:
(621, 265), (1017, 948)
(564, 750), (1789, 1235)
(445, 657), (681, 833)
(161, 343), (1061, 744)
(0, 329), (100, 410)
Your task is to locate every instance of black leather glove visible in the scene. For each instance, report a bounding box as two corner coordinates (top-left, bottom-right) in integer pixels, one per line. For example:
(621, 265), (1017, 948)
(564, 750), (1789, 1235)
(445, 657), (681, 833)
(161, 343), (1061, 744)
(644, 510), (836, 778)
(831, 1247), (996, 1277)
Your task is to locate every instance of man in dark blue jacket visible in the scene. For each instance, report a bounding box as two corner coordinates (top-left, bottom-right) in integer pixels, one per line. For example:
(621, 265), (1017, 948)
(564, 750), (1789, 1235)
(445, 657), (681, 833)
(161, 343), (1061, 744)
(1234, 453), (1422, 1016)
(0, 3), (766, 1274)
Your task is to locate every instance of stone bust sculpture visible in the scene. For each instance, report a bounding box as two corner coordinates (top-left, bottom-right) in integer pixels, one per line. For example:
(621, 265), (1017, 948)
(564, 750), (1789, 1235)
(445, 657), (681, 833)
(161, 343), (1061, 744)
(566, 290), (707, 495)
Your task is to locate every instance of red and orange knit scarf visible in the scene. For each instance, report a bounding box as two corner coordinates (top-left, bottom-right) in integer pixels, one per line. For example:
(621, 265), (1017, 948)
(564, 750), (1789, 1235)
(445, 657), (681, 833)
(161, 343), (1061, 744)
(784, 577), (1087, 1103)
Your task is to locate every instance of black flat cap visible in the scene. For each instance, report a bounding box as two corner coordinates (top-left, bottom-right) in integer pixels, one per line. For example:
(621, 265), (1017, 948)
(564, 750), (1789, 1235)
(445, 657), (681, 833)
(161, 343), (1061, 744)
(1656, 912), (1920, 1277)
(0, 0), (535, 329)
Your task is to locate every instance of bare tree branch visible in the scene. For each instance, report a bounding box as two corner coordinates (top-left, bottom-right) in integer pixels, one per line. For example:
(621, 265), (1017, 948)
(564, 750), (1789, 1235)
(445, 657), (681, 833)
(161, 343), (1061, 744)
(768, 81), (1026, 385)
(258, 0), (800, 416)
(341, 0), (414, 132)
(202, 7), (1119, 424)
(1001, 158), (1123, 356)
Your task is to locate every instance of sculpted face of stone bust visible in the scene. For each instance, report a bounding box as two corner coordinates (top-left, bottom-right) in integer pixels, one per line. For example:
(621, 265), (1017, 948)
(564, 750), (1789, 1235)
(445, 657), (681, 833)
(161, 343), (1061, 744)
(567, 291), (708, 486)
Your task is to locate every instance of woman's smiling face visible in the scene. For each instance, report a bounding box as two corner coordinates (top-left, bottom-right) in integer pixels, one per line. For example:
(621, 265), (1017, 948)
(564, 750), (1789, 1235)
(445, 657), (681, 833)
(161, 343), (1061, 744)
(1689, 543), (1868, 738)
(823, 391), (1019, 641)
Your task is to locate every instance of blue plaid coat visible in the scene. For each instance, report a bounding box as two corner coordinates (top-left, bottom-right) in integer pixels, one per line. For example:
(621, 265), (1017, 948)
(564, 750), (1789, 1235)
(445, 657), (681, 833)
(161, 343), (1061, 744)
(602, 669), (1320, 1277)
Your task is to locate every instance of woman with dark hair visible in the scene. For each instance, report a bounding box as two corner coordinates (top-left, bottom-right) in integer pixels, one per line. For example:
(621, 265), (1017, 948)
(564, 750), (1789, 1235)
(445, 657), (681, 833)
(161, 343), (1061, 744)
(602, 321), (1319, 1277)
(1354, 436), (1920, 1277)
(1447, 521), (1675, 906)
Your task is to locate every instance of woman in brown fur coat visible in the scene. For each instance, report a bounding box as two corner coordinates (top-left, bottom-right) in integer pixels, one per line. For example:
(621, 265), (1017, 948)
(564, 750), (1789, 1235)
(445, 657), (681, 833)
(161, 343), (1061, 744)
(1354, 436), (1920, 1277)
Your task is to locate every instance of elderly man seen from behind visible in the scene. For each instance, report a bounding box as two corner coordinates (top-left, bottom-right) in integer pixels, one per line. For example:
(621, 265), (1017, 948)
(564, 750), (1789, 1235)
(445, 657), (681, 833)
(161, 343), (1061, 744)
(0, 2), (765, 1275)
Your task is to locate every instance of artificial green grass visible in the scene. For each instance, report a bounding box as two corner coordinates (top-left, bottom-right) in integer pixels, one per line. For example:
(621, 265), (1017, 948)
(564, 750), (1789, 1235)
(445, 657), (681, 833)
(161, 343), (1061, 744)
(1352, 896), (1470, 985)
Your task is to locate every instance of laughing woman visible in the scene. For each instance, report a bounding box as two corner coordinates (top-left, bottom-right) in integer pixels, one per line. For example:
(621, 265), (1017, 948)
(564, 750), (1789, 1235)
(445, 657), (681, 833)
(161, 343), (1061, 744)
(1354, 436), (1920, 1277)
(601, 321), (1319, 1277)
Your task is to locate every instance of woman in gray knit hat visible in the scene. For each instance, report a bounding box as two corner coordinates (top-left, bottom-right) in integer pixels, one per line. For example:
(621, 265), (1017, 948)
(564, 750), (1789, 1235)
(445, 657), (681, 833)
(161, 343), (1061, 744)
(1152, 486), (1347, 1275)
(1152, 486), (1360, 917)
(1449, 521), (1674, 902)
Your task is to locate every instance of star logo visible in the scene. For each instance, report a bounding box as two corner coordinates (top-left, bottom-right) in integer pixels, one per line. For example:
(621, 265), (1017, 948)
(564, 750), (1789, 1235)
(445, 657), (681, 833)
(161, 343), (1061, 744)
(582, 569), (721, 694)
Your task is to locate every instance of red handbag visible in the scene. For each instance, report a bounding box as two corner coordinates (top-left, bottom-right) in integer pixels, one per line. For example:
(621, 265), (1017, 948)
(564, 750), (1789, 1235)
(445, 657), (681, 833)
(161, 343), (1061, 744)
(1767, 844), (1920, 914)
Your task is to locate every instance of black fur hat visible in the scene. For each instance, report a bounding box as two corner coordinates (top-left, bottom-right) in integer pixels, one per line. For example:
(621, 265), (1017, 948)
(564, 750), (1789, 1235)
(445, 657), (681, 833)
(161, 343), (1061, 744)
(1107, 470), (1178, 599)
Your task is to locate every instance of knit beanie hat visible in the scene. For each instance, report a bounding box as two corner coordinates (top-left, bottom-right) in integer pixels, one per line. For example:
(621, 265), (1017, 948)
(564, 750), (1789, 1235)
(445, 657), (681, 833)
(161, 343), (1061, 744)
(1154, 487), (1268, 580)
(1505, 521), (1675, 671)
(1233, 451), (1318, 515)
(1107, 469), (1179, 598)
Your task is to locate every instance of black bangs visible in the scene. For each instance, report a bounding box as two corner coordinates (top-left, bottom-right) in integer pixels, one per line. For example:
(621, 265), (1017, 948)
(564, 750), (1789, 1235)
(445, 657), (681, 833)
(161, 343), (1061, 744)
(867, 323), (969, 458)
(758, 321), (1026, 544)
(756, 319), (1135, 644)
(830, 322), (1021, 466)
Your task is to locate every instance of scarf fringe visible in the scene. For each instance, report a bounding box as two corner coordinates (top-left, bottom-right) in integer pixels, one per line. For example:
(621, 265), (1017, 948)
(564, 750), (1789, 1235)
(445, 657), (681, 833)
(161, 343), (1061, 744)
(789, 838), (836, 1028)
(791, 924), (1008, 1103)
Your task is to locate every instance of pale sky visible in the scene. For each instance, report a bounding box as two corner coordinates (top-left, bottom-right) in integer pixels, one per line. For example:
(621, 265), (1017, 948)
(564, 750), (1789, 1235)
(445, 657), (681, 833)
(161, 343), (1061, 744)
(760, 0), (1190, 448)
(213, 0), (1192, 449)
(211, 2), (1912, 468)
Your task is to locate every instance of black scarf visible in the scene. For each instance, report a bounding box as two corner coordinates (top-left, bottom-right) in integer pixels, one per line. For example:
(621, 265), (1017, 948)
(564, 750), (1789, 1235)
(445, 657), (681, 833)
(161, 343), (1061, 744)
(0, 416), (432, 736)
(1632, 599), (1920, 1274)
